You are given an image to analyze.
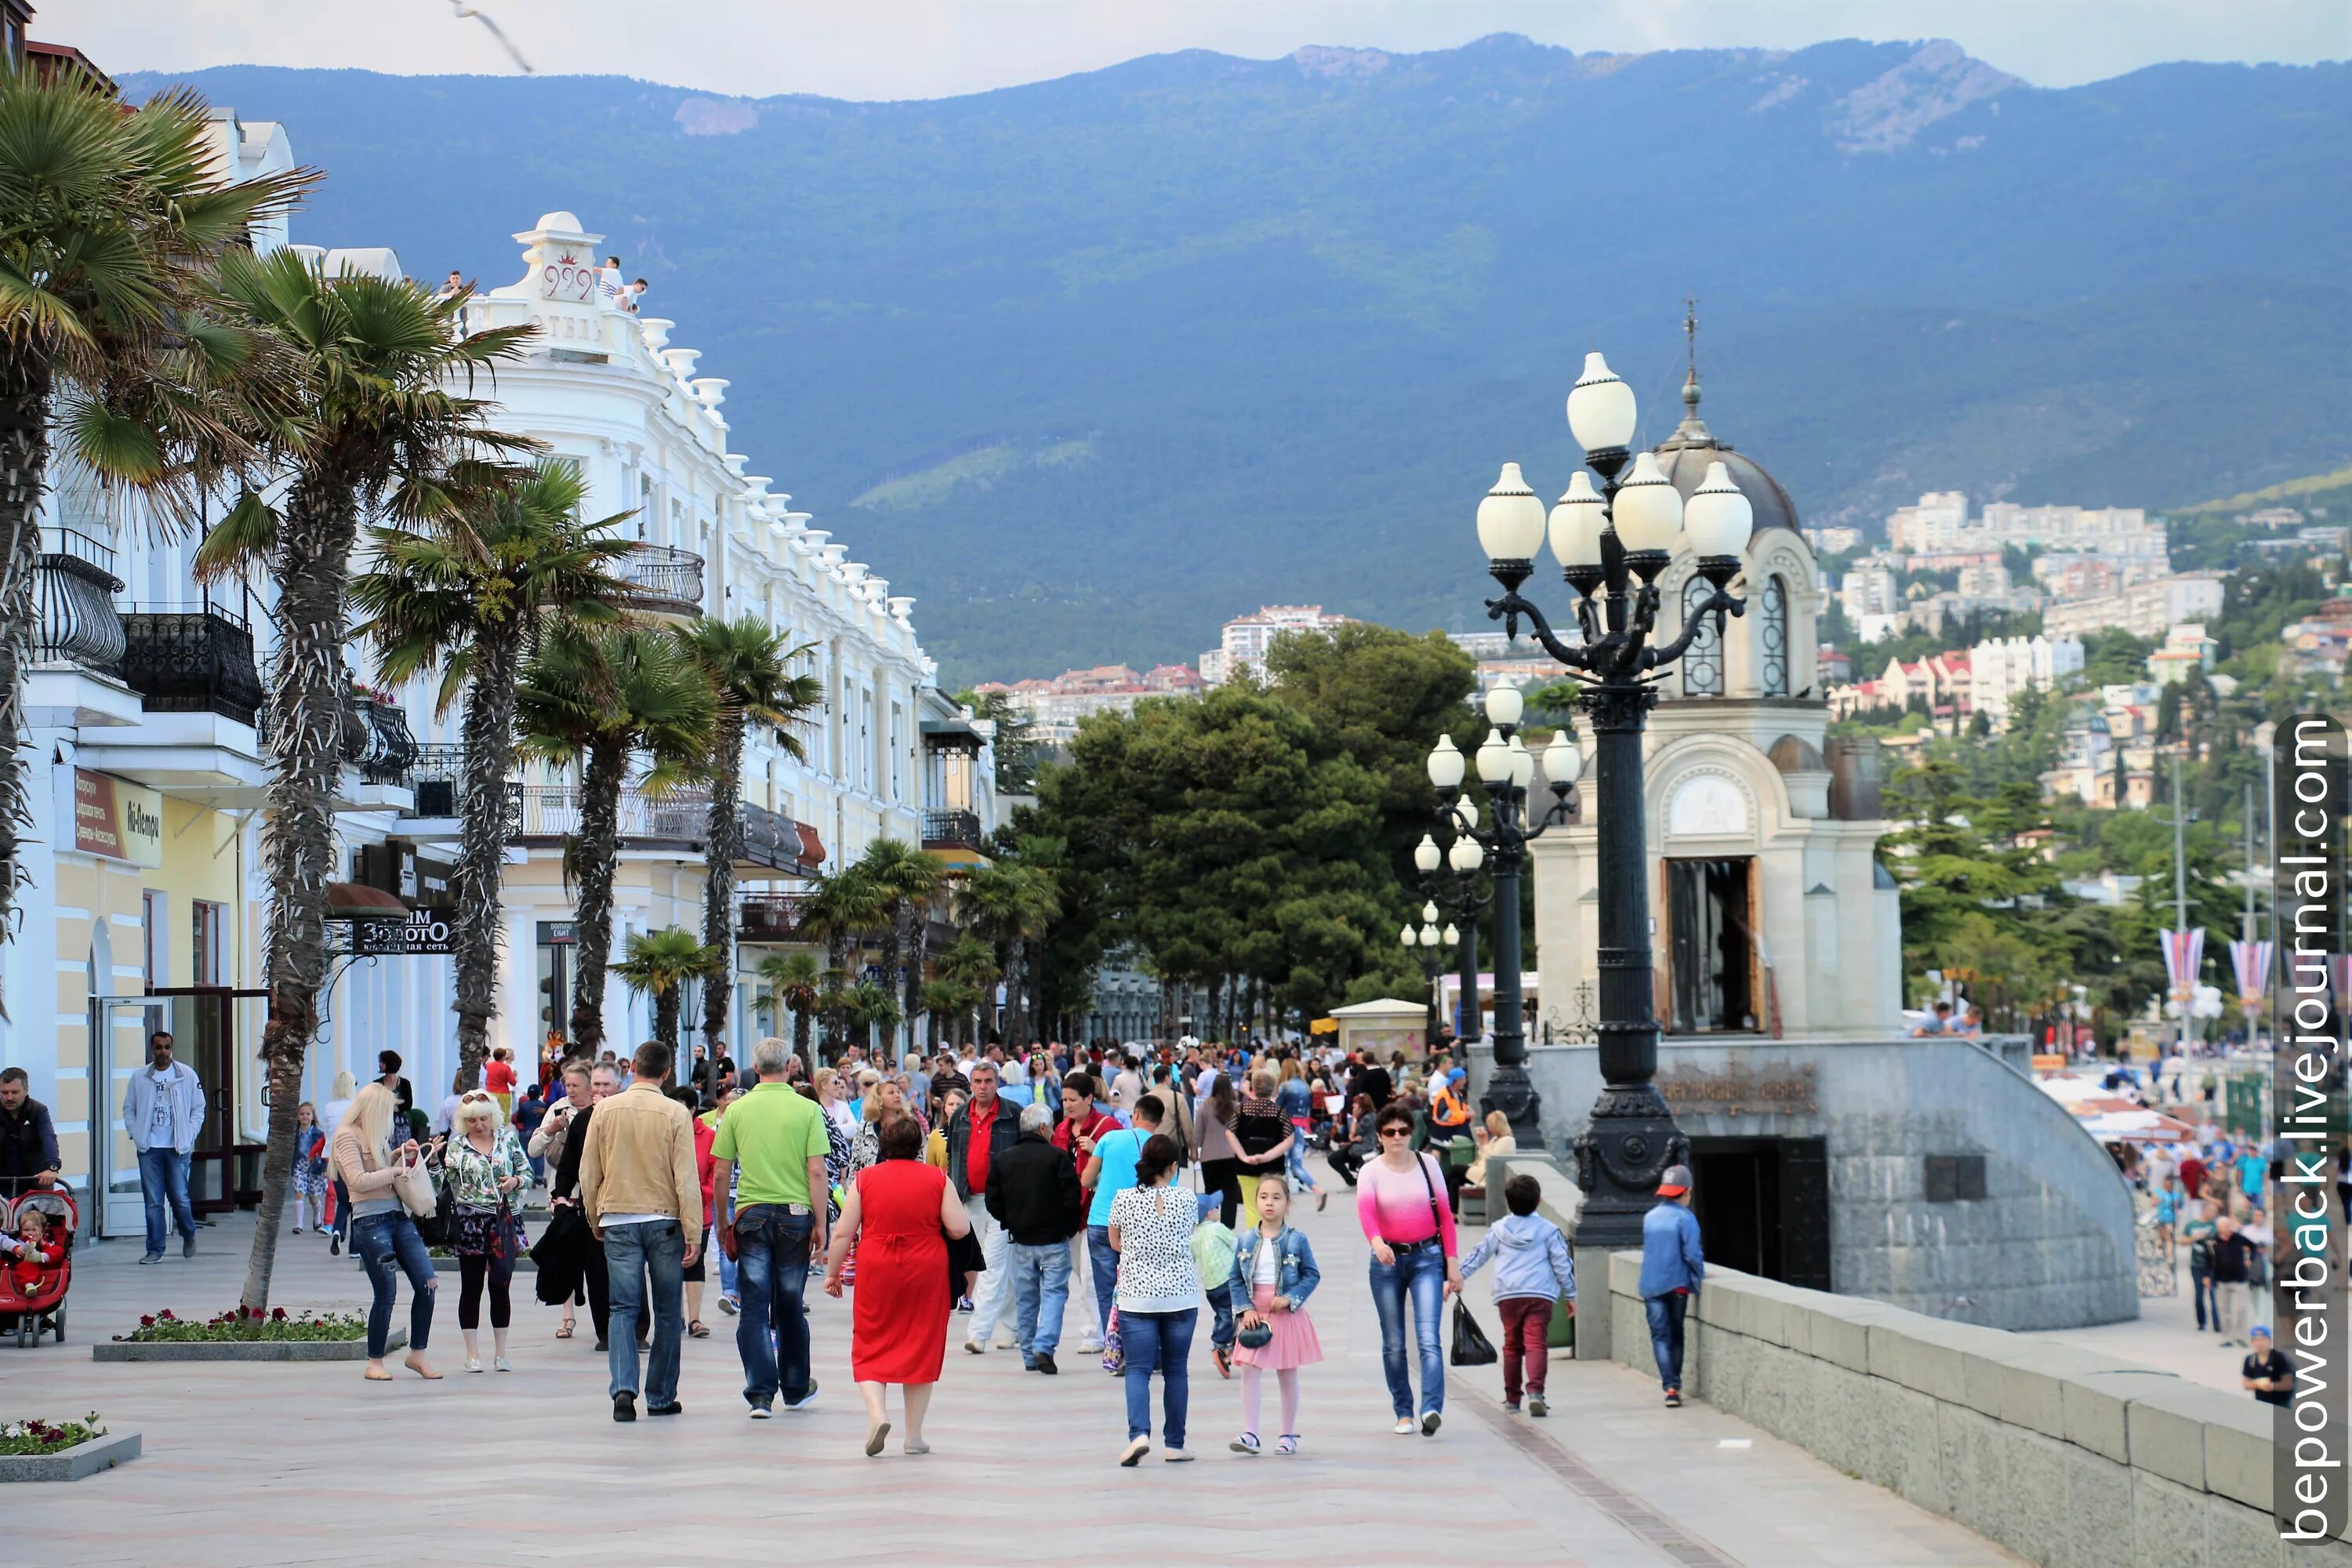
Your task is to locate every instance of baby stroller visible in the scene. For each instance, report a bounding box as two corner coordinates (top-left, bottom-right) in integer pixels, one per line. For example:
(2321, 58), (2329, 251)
(0, 1188), (74, 1347)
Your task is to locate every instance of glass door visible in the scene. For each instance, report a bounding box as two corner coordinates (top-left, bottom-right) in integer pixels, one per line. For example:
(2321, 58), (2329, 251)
(89, 995), (154, 1240)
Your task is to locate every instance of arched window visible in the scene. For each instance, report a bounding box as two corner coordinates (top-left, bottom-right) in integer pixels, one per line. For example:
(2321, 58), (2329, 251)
(1681, 575), (1723, 697)
(1761, 574), (1790, 696)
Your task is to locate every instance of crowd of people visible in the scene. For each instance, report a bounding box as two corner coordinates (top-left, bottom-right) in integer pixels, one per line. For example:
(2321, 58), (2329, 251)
(293, 1032), (1726, 1458)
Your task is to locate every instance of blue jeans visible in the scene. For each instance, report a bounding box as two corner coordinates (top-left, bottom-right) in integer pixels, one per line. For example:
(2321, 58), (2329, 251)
(1646, 1291), (1690, 1392)
(1285, 1138), (1319, 1192)
(137, 1146), (195, 1255)
(1008, 1239), (1073, 1358)
(604, 1219), (686, 1406)
(1120, 1306), (1196, 1447)
(1086, 1224), (1120, 1337)
(1369, 1242), (1446, 1418)
(351, 1210), (435, 1359)
(732, 1205), (813, 1403)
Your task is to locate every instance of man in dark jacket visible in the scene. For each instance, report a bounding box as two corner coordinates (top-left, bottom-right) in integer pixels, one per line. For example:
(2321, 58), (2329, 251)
(944, 1062), (1022, 1354)
(0, 1069), (60, 1197)
(985, 1102), (1085, 1374)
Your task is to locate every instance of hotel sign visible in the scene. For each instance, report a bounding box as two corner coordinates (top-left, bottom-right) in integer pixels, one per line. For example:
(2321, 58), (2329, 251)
(73, 769), (162, 867)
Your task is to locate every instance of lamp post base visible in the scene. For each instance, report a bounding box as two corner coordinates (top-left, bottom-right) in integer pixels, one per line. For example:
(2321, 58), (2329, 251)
(1568, 1082), (1691, 1251)
(1479, 1062), (1543, 1147)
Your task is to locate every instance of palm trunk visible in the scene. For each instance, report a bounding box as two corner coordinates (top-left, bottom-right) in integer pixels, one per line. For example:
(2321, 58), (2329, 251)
(898, 906), (924, 1062)
(244, 473), (361, 1312)
(1000, 938), (1027, 1048)
(791, 1001), (811, 1062)
(566, 737), (627, 1054)
(450, 626), (521, 1091)
(0, 348), (53, 1000)
(700, 710), (745, 1074)
(877, 905), (903, 1061)
(655, 987), (680, 1051)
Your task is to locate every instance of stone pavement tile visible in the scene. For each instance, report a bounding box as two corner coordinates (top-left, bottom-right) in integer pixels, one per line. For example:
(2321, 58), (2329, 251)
(6, 1163), (2018, 1566)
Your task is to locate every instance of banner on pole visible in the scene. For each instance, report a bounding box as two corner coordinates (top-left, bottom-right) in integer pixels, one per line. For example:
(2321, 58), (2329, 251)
(2227, 938), (2273, 1009)
(2158, 926), (2205, 1003)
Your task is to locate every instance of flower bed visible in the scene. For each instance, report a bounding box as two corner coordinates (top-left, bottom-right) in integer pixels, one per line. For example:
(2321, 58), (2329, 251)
(113, 1305), (366, 1344)
(0, 1414), (104, 1457)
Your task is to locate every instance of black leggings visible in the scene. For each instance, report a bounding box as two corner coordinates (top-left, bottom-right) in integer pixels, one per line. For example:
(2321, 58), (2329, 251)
(1200, 1158), (1244, 1229)
(458, 1250), (513, 1330)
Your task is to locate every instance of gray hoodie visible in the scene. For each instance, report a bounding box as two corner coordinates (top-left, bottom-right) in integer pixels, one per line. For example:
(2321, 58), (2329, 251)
(1461, 1210), (1576, 1302)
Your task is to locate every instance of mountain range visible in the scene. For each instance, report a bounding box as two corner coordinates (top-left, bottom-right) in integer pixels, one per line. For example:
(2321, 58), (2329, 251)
(122, 36), (2351, 681)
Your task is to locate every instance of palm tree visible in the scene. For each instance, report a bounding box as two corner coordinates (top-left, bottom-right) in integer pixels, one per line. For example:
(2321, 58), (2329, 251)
(855, 837), (942, 1060)
(515, 625), (717, 1058)
(615, 927), (721, 1055)
(353, 459), (636, 1092)
(845, 980), (902, 1062)
(933, 935), (999, 1048)
(677, 615), (819, 1074)
(797, 865), (885, 1063)
(953, 862), (1058, 1048)
(756, 950), (821, 1062)
(919, 978), (976, 1050)
(0, 77), (308, 967)
(198, 249), (533, 1315)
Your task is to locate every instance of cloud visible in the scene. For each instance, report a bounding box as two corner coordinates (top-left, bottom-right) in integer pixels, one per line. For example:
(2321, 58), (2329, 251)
(51, 0), (2347, 98)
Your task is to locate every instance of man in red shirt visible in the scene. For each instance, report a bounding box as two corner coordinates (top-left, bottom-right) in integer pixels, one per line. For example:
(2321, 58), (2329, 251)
(946, 1062), (1020, 1354)
(1049, 1070), (1121, 1352)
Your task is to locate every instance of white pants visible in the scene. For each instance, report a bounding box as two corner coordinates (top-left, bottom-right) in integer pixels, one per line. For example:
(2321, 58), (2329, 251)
(963, 1194), (1014, 1345)
(1065, 1231), (1099, 1339)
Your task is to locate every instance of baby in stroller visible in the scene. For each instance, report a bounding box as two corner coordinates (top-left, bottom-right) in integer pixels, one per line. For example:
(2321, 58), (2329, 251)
(0, 1206), (63, 1290)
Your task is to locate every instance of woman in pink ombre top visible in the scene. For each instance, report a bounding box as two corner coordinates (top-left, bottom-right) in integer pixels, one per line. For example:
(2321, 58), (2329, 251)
(1356, 1102), (1462, 1436)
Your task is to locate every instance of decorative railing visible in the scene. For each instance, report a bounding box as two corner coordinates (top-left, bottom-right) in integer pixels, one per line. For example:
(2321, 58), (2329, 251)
(515, 782), (712, 842)
(350, 695), (420, 786)
(738, 892), (812, 943)
(118, 607), (264, 725)
(32, 527), (125, 672)
(618, 543), (703, 615)
(921, 808), (984, 848)
(741, 799), (818, 873)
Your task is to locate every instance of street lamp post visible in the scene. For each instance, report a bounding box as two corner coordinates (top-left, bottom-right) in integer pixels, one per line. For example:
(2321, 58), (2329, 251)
(1398, 902), (1458, 1051)
(1414, 808), (1490, 1051)
(1456, 350), (1755, 1251)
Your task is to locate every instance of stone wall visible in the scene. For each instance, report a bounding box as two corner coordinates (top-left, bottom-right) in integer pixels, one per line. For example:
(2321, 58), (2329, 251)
(1602, 1254), (2325, 1568)
(1472, 1034), (2136, 1329)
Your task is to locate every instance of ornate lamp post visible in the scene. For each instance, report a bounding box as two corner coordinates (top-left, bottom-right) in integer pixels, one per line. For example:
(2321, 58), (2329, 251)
(1459, 350), (1756, 1250)
(1397, 902), (1457, 1049)
(1413, 795), (1490, 1051)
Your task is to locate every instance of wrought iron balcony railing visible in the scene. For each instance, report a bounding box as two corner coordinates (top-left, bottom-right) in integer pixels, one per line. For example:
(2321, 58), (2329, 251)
(920, 808), (984, 848)
(350, 695), (420, 786)
(118, 606), (264, 725)
(738, 892), (811, 943)
(618, 543), (704, 617)
(32, 528), (125, 673)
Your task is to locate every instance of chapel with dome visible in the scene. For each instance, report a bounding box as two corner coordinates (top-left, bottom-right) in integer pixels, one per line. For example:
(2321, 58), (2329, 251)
(1530, 318), (1902, 1044)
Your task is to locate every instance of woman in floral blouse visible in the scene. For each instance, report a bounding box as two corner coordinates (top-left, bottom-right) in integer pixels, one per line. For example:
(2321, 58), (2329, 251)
(442, 1091), (529, 1373)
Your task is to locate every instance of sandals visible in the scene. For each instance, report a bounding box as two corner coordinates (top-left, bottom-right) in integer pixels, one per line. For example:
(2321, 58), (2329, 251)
(556, 1320), (575, 1339)
(1276, 1433), (1300, 1454)
(688, 1319), (710, 1338)
(1229, 1432), (1261, 1455)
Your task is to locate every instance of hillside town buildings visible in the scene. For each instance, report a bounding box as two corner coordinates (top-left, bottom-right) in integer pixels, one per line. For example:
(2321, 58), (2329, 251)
(2042, 572), (2226, 640)
(1885, 491), (2166, 560)
(974, 662), (1205, 744)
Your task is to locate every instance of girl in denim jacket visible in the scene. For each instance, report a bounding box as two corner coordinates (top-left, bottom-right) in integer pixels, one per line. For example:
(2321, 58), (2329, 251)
(1226, 1176), (1323, 1454)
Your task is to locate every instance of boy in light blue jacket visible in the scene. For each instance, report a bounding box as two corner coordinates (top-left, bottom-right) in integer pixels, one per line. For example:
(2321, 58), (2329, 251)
(1457, 1173), (1575, 1416)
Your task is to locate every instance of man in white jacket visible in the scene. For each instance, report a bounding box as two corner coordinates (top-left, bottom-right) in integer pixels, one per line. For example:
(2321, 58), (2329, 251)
(121, 1031), (203, 1264)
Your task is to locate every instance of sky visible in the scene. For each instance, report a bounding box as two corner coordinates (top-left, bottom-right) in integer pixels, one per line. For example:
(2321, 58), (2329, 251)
(51, 0), (2350, 98)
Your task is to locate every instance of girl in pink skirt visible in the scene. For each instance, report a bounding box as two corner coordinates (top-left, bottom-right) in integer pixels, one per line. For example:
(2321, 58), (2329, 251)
(1227, 1176), (1324, 1455)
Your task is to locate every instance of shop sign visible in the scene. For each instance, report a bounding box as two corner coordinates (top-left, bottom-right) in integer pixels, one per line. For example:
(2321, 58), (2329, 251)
(73, 769), (162, 867)
(536, 920), (576, 946)
(340, 909), (455, 957)
(1657, 1058), (1818, 1116)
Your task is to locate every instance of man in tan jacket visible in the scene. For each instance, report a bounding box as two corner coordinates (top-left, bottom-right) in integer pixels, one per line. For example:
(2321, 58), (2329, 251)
(579, 1040), (702, 1421)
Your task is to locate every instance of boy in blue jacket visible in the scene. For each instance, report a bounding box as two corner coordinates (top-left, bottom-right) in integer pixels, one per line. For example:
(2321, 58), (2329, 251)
(1458, 1173), (1575, 1416)
(1639, 1163), (1704, 1407)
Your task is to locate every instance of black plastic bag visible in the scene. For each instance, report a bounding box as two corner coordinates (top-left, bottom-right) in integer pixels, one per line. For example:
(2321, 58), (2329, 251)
(1450, 1300), (1498, 1367)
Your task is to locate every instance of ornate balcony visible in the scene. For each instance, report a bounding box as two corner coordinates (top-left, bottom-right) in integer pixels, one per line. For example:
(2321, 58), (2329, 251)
(618, 543), (704, 619)
(32, 528), (125, 673)
(350, 694), (420, 786)
(118, 605), (264, 726)
(741, 800), (823, 875)
(921, 808), (985, 850)
(738, 892), (811, 944)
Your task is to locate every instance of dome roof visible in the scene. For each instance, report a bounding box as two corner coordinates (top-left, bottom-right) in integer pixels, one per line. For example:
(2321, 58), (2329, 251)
(1650, 369), (1804, 544)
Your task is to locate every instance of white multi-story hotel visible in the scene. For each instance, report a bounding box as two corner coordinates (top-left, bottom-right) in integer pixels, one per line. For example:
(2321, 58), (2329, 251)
(1886, 491), (2166, 561)
(1197, 604), (1354, 685)
(1, 108), (994, 1238)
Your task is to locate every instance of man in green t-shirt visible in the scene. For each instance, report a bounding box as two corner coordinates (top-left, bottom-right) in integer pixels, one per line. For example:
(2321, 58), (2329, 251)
(710, 1040), (831, 1416)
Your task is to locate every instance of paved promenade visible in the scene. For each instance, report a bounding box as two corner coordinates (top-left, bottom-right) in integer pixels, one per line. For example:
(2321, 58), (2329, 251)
(13, 1165), (2020, 1566)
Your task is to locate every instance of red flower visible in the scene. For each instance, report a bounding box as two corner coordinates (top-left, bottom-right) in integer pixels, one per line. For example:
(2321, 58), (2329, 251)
(158, 1309), (176, 1321)
(270, 1306), (286, 1321)
(139, 1315), (155, 1327)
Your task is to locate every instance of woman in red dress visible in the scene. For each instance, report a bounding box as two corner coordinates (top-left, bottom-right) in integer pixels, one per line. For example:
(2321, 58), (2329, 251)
(823, 1116), (971, 1457)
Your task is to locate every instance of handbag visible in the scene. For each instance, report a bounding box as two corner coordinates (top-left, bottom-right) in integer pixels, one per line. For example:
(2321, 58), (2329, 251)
(1450, 1300), (1499, 1367)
